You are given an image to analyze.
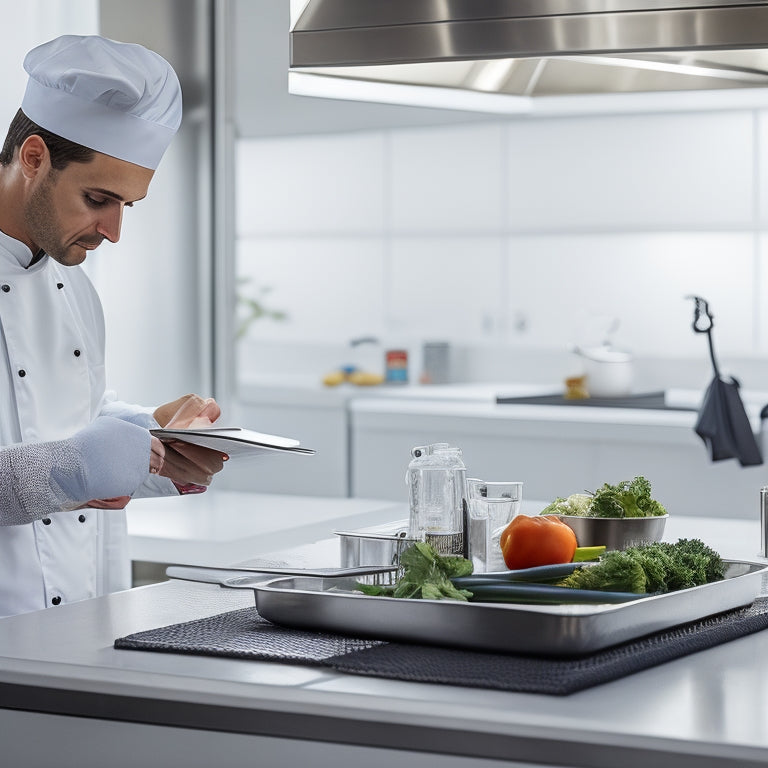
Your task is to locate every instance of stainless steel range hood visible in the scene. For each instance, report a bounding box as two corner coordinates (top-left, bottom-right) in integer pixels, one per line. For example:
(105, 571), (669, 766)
(289, 0), (768, 113)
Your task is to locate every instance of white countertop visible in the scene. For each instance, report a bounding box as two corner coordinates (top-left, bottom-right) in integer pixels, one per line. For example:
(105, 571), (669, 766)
(126, 491), (766, 567)
(240, 376), (768, 432)
(1, 509), (767, 767)
(351, 396), (703, 426)
(127, 490), (406, 566)
(126, 491), (767, 582)
(238, 376), (550, 408)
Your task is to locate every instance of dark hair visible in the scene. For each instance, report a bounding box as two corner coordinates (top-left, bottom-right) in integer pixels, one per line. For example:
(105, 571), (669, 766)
(0, 109), (95, 170)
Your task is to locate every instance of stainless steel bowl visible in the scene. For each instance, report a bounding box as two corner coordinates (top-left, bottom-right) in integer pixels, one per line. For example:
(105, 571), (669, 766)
(557, 514), (668, 551)
(334, 519), (415, 584)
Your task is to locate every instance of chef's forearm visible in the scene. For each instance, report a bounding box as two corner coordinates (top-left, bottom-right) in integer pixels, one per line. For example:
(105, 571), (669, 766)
(98, 397), (159, 430)
(0, 417), (150, 525)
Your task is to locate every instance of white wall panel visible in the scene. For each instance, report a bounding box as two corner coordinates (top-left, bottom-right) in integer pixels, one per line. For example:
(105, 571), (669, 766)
(237, 237), (386, 343)
(236, 133), (386, 235)
(757, 233), (768, 354)
(757, 111), (768, 226)
(390, 124), (506, 232)
(0, 1), (99, 131)
(505, 112), (754, 231)
(387, 237), (505, 342)
(235, 110), (765, 366)
(504, 232), (755, 358)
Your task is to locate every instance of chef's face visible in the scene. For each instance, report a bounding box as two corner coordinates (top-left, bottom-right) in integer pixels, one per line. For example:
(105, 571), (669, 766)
(23, 142), (154, 266)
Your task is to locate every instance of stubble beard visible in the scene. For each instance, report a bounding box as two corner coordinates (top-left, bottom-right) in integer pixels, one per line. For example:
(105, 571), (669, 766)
(23, 173), (81, 266)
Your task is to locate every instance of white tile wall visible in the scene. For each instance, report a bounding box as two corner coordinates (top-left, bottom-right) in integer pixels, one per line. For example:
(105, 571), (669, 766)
(235, 109), (768, 377)
(504, 232), (755, 356)
(506, 112), (755, 230)
(236, 237), (386, 343)
(388, 237), (506, 341)
(757, 111), (768, 226)
(0, 1), (99, 131)
(389, 123), (507, 232)
(235, 132), (386, 235)
(757, 233), (768, 353)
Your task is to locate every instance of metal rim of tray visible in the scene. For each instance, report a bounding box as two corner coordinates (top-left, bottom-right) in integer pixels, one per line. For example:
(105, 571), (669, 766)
(250, 559), (768, 656)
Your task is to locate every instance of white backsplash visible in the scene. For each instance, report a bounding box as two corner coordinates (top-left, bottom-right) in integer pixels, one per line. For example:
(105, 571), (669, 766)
(235, 108), (768, 390)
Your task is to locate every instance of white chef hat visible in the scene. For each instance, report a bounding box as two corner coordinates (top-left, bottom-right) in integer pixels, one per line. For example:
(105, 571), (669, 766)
(20, 35), (182, 170)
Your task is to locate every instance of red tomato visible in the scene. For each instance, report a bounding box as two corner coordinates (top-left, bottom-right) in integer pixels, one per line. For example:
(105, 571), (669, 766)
(500, 514), (577, 570)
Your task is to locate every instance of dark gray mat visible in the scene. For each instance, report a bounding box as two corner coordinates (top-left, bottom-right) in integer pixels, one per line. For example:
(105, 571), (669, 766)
(115, 596), (768, 695)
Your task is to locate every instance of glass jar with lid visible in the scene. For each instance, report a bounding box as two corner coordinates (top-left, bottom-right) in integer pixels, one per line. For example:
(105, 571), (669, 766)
(406, 443), (467, 556)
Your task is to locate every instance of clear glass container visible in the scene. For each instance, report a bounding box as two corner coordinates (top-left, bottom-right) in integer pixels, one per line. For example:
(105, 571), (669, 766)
(406, 443), (466, 556)
(466, 479), (523, 572)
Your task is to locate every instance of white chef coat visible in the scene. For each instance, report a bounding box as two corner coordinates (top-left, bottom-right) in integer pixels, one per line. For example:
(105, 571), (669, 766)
(0, 229), (176, 617)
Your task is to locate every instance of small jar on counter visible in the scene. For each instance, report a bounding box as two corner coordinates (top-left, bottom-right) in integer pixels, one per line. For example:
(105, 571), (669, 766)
(385, 349), (409, 384)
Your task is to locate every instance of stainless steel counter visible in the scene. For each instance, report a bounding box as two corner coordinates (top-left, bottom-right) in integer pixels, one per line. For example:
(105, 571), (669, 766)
(1, 514), (767, 768)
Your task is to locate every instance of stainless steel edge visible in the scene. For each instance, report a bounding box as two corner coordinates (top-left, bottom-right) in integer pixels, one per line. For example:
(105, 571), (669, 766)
(165, 563), (398, 585)
(292, 6), (768, 68)
(294, 0), (768, 32)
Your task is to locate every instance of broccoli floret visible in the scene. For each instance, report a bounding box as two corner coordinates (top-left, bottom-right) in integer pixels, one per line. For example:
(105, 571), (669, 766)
(558, 538), (724, 594)
(661, 538), (725, 590)
(559, 550), (649, 593)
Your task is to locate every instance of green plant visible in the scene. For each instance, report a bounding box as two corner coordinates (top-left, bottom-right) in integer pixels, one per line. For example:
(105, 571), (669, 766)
(235, 277), (288, 339)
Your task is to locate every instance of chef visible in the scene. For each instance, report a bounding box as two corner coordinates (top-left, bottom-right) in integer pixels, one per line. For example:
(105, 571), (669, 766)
(0, 35), (226, 617)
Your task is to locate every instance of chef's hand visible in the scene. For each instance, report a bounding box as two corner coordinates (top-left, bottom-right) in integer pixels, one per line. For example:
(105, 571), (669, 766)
(153, 393), (222, 428)
(150, 394), (228, 488)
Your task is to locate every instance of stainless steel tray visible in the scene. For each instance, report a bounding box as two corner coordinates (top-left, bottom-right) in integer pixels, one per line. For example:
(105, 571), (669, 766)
(250, 560), (768, 656)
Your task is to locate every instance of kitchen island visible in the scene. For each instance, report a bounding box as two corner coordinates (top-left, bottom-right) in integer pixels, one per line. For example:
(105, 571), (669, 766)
(0, 511), (767, 768)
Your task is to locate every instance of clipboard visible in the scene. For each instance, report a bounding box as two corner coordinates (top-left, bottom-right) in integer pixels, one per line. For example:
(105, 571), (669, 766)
(150, 427), (315, 459)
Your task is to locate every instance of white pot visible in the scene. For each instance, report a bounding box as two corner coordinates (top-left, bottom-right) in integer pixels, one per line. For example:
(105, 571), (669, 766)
(574, 345), (634, 397)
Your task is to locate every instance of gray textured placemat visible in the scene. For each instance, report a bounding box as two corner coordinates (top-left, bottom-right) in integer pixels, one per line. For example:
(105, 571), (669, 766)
(115, 597), (768, 695)
(116, 606), (383, 663)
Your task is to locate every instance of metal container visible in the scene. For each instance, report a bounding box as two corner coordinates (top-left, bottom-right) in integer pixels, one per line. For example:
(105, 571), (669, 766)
(557, 514), (668, 551)
(252, 559), (768, 656)
(335, 520), (415, 584)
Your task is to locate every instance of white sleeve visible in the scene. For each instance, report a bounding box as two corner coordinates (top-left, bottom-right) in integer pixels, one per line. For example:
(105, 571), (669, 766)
(98, 394), (179, 498)
(0, 416), (151, 526)
(98, 393), (158, 430)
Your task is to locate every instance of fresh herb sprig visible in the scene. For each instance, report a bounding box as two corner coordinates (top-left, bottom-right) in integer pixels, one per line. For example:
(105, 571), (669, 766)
(356, 541), (473, 601)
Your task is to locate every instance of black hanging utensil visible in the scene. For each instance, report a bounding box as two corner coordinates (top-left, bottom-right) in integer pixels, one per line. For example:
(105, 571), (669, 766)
(687, 295), (762, 466)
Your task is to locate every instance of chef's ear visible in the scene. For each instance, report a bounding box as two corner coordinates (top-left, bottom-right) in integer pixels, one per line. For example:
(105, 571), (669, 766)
(18, 135), (49, 179)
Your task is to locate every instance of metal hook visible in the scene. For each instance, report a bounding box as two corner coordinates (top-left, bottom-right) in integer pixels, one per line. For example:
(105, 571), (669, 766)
(686, 295), (719, 377)
(686, 295), (714, 334)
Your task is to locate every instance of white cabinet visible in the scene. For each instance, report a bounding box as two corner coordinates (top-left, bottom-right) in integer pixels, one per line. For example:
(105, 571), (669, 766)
(218, 382), (350, 497)
(225, 381), (766, 519)
(350, 399), (765, 519)
(224, 380), (512, 497)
